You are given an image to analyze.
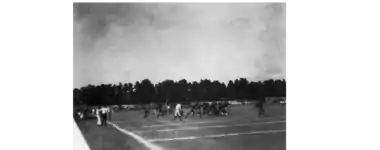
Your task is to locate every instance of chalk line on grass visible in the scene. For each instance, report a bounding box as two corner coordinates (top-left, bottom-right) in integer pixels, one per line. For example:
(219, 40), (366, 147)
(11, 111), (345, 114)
(135, 120), (285, 133)
(142, 116), (286, 128)
(143, 120), (215, 128)
(74, 119), (91, 150)
(107, 122), (164, 150)
(155, 120), (183, 139)
(143, 119), (238, 128)
(147, 129), (286, 142)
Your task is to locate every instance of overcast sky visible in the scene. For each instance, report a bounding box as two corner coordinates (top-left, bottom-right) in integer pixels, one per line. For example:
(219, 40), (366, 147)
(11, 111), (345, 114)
(74, 3), (286, 88)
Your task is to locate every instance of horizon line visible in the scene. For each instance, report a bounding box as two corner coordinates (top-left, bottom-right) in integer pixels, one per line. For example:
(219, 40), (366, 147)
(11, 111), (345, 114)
(74, 77), (286, 89)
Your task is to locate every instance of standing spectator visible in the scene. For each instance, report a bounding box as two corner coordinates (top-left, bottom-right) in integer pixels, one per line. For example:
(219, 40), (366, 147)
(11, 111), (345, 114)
(107, 106), (112, 122)
(96, 107), (102, 126)
(78, 111), (84, 119)
(101, 106), (108, 126)
(92, 108), (96, 115)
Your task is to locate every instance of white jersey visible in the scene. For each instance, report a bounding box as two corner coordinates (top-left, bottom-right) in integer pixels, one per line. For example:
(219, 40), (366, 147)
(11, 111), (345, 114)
(174, 104), (182, 117)
(95, 109), (100, 115)
(175, 104), (182, 110)
(101, 107), (108, 114)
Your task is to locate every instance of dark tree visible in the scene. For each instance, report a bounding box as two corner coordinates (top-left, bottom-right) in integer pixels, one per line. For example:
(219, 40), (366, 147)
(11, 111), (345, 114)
(74, 78), (286, 106)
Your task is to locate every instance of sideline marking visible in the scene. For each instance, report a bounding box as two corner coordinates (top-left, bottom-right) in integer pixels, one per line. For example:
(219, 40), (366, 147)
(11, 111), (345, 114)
(136, 120), (285, 133)
(74, 119), (91, 150)
(107, 122), (164, 150)
(147, 129), (286, 142)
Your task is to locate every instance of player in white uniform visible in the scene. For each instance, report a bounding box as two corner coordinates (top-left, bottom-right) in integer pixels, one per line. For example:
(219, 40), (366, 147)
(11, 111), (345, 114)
(174, 103), (183, 121)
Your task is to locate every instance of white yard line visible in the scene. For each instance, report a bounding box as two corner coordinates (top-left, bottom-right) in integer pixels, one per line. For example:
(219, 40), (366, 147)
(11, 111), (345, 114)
(107, 122), (164, 150)
(112, 121), (129, 124)
(142, 120), (216, 128)
(141, 116), (285, 128)
(147, 129), (286, 142)
(156, 120), (182, 139)
(135, 120), (285, 133)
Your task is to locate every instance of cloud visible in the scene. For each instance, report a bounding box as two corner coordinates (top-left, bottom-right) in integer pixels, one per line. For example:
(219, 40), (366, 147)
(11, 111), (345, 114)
(74, 3), (286, 88)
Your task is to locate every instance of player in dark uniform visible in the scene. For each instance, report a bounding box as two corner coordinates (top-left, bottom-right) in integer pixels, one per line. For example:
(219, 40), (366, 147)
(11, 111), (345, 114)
(211, 102), (219, 116)
(255, 100), (265, 117)
(185, 103), (202, 118)
(225, 102), (231, 115)
(143, 105), (150, 118)
(161, 104), (168, 116)
(155, 104), (163, 118)
(201, 103), (209, 116)
(218, 103), (225, 116)
(219, 102), (230, 116)
(185, 103), (196, 118)
(197, 103), (203, 118)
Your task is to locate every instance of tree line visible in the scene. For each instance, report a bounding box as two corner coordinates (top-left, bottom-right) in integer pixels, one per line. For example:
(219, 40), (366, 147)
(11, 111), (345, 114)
(73, 78), (286, 106)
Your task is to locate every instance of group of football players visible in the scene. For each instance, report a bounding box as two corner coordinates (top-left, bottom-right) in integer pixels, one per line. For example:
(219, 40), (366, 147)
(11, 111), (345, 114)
(142, 100), (265, 121)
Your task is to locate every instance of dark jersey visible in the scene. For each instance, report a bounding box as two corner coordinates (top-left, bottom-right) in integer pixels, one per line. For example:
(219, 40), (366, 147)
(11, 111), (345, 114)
(189, 104), (195, 109)
(256, 101), (264, 108)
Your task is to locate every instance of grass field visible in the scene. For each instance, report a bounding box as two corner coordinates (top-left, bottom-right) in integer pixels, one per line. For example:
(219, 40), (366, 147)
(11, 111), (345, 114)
(76, 104), (286, 150)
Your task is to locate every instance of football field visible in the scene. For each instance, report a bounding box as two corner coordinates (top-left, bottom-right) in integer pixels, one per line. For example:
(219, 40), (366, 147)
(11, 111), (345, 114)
(77, 104), (286, 150)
